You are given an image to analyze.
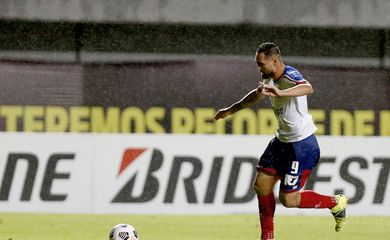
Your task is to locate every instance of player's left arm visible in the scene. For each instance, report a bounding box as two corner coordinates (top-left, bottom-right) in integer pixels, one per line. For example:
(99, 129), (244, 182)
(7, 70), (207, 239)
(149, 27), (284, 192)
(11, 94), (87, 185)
(262, 81), (313, 97)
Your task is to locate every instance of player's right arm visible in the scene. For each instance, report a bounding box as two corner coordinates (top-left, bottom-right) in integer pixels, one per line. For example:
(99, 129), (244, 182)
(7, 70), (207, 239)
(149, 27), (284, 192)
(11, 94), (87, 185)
(214, 84), (265, 120)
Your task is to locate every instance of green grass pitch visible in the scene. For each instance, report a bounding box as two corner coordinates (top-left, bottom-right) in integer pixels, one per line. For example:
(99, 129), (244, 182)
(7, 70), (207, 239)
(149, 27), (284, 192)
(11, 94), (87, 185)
(1, 213), (389, 240)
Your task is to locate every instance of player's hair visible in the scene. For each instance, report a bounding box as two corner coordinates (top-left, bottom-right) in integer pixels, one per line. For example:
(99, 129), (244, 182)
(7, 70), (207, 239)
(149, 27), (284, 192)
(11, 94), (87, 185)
(257, 42), (281, 58)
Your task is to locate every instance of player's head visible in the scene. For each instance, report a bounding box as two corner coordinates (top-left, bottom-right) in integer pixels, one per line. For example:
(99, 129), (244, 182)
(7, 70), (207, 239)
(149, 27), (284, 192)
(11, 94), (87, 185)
(255, 42), (282, 79)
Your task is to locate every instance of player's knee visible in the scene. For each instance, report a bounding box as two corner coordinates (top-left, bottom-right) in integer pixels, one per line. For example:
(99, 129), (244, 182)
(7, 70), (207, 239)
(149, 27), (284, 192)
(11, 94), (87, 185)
(253, 181), (261, 194)
(279, 199), (295, 208)
(253, 180), (272, 195)
(279, 193), (298, 208)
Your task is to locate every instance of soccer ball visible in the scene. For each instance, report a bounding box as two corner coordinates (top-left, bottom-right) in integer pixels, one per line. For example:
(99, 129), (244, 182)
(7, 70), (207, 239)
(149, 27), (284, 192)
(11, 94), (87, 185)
(109, 223), (139, 240)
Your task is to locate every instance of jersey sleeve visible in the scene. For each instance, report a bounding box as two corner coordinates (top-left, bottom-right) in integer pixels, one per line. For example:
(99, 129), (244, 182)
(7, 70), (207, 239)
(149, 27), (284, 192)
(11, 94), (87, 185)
(283, 66), (307, 85)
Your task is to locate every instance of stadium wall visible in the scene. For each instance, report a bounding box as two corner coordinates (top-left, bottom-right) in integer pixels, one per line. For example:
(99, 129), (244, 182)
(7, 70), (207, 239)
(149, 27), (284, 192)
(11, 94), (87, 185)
(0, 133), (388, 215)
(1, 20), (389, 65)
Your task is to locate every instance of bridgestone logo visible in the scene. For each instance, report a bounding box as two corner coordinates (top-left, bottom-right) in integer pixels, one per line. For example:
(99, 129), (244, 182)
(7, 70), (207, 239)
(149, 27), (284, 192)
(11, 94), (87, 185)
(112, 148), (258, 204)
(111, 148), (390, 206)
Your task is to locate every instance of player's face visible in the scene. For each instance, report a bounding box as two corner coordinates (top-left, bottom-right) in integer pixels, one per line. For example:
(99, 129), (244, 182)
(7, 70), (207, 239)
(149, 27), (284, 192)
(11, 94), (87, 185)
(255, 52), (276, 79)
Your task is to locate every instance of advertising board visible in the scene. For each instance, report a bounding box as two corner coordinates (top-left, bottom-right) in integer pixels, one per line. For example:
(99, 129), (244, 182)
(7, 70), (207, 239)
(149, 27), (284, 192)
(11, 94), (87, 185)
(0, 133), (388, 215)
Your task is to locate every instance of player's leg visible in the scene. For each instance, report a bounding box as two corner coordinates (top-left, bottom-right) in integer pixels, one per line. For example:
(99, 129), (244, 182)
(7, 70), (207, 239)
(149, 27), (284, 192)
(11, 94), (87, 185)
(279, 188), (348, 232)
(254, 171), (278, 240)
(297, 135), (348, 232)
(279, 188), (337, 209)
(279, 189), (348, 232)
(278, 134), (348, 231)
(255, 137), (281, 240)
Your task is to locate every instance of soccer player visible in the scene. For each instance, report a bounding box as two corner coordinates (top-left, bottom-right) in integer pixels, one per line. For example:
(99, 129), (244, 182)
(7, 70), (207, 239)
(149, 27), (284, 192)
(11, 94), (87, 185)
(214, 42), (348, 240)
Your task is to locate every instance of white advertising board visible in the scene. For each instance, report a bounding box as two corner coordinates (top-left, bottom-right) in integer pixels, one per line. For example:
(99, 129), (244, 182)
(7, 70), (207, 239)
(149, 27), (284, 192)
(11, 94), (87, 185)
(0, 133), (389, 215)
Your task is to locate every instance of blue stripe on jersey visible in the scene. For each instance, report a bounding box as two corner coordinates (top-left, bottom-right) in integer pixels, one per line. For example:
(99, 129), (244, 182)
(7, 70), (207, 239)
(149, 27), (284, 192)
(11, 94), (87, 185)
(283, 65), (305, 82)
